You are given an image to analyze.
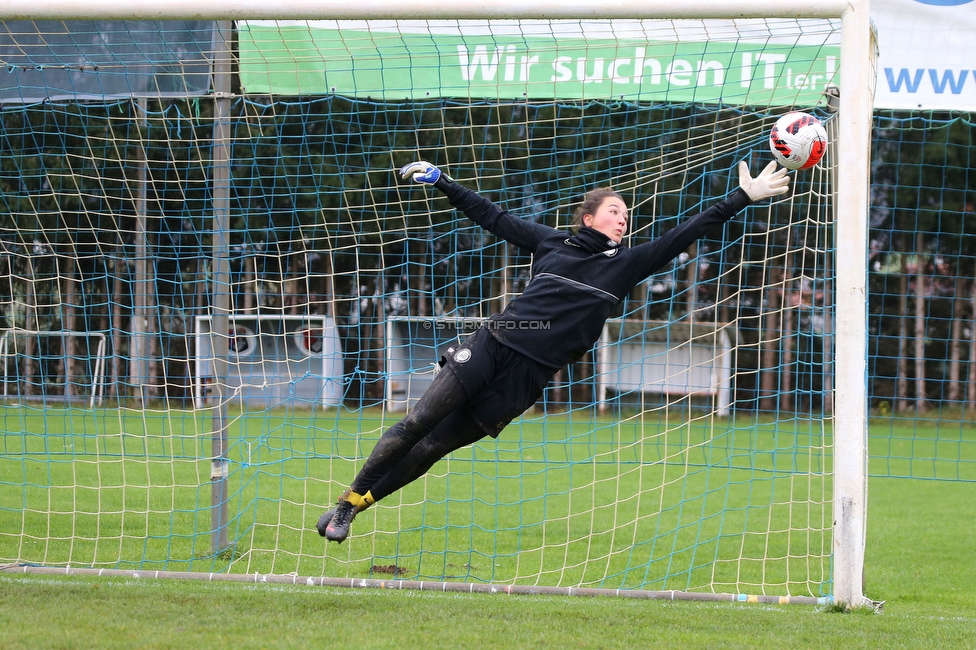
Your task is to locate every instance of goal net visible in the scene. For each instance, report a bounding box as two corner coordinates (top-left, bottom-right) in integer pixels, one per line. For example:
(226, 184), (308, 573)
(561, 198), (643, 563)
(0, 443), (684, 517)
(0, 6), (872, 603)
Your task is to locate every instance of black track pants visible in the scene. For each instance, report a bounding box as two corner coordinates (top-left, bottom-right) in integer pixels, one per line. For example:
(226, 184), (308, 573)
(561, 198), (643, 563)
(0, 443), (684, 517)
(349, 366), (487, 502)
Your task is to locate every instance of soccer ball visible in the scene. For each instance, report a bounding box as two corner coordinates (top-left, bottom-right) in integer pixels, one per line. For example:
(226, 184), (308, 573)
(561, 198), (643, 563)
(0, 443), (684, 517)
(768, 112), (827, 170)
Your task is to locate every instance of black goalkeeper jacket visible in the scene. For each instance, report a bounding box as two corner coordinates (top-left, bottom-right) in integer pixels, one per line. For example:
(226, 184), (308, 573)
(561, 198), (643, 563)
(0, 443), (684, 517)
(435, 177), (752, 371)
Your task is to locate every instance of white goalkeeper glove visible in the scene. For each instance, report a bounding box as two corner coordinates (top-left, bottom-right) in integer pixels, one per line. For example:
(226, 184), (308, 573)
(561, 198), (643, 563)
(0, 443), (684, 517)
(399, 161), (452, 185)
(737, 160), (790, 202)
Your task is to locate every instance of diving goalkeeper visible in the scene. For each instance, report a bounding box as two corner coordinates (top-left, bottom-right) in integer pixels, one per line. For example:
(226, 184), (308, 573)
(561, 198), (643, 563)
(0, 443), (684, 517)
(317, 158), (789, 543)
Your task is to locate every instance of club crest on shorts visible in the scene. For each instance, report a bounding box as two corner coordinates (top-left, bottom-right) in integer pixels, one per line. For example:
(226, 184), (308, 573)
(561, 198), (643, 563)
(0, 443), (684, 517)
(454, 348), (472, 363)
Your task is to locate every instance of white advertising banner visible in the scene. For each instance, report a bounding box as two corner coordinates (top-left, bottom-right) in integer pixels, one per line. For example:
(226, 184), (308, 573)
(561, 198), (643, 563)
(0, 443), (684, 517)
(873, 0), (976, 110)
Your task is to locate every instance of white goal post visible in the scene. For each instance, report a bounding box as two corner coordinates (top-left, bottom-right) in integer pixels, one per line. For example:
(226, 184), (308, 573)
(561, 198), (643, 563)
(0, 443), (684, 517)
(0, 0), (873, 607)
(0, 329), (108, 408)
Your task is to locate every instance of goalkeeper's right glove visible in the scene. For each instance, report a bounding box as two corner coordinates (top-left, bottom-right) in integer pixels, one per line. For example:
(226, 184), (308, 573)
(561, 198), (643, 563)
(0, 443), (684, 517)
(399, 160), (452, 185)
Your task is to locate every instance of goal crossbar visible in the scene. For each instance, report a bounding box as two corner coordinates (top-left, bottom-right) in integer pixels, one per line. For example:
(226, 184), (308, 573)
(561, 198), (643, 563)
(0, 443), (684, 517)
(2, 1), (856, 22)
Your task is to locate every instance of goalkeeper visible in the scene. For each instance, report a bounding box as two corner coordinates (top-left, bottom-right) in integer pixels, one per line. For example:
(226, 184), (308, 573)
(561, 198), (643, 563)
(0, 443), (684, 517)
(317, 159), (789, 543)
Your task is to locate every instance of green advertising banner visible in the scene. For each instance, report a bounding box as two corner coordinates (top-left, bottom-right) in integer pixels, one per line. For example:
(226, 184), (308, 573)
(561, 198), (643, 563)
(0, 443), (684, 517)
(239, 22), (838, 106)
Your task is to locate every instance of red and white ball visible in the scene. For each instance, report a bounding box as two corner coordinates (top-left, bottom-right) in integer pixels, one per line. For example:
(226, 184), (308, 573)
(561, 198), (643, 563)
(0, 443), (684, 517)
(768, 112), (827, 171)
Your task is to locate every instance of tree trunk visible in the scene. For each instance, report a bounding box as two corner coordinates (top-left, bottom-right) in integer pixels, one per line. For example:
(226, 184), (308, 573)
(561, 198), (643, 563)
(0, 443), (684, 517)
(23, 272), (37, 397)
(895, 264), (909, 412)
(498, 242), (511, 316)
(577, 351), (593, 405)
(417, 245), (428, 318)
(192, 256), (207, 403)
(685, 242), (698, 319)
(822, 260), (834, 414)
(59, 257), (78, 399)
(287, 251), (303, 315)
(638, 275), (650, 322)
(147, 292), (161, 399)
(717, 262), (734, 329)
(914, 234), (928, 411)
(780, 286), (794, 412)
(244, 254), (257, 313)
(968, 277), (976, 414)
(111, 259), (126, 398)
(2, 256), (10, 395)
(323, 250), (337, 320)
(370, 278), (385, 404)
(760, 271), (782, 412)
(947, 276), (963, 403)
(98, 263), (110, 398)
(552, 367), (567, 410)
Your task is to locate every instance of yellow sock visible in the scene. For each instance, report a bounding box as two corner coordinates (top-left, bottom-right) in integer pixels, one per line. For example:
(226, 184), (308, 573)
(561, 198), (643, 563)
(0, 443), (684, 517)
(340, 489), (375, 511)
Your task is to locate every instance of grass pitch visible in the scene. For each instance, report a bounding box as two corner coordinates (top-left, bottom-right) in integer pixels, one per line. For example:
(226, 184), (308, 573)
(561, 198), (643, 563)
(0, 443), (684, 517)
(1, 477), (974, 649)
(2, 405), (841, 594)
(1, 405), (975, 647)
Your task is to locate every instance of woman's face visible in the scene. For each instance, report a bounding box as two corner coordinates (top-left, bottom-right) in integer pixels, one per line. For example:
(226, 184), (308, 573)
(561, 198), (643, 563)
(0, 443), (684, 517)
(582, 196), (629, 244)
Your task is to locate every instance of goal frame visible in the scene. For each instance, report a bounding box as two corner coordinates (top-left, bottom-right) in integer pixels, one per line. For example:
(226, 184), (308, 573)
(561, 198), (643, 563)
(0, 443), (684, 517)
(192, 313), (343, 409)
(0, 329), (108, 408)
(0, 0), (873, 607)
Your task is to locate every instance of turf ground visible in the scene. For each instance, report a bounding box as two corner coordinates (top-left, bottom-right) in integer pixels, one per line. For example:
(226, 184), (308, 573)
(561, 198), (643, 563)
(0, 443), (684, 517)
(1, 476), (974, 649)
(2, 406), (841, 593)
(1, 407), (974, 647)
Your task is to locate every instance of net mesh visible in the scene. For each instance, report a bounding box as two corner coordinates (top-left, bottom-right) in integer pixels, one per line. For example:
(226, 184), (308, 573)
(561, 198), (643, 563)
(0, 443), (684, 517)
(3, 17), (960, 599)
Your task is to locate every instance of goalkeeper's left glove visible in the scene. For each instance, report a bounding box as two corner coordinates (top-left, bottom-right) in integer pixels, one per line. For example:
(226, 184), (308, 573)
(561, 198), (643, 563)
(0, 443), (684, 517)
(737, 160), (790, 202)
(399, 160), (452, 185)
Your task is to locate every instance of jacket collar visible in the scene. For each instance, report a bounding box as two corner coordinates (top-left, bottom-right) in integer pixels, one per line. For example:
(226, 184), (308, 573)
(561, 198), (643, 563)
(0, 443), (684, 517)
(567, 226), (621, 253)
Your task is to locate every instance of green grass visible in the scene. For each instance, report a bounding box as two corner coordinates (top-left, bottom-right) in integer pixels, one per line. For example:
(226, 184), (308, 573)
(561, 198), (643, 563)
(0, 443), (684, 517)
(1, 406), (844, 594)
(1, 406), (973, 594)
(1, 477), (974, 649)
(1, 405), (974, 647)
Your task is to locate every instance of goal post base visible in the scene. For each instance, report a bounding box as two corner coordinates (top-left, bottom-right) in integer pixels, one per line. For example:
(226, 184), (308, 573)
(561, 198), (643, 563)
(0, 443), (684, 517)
(3, 564), (832, 607)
